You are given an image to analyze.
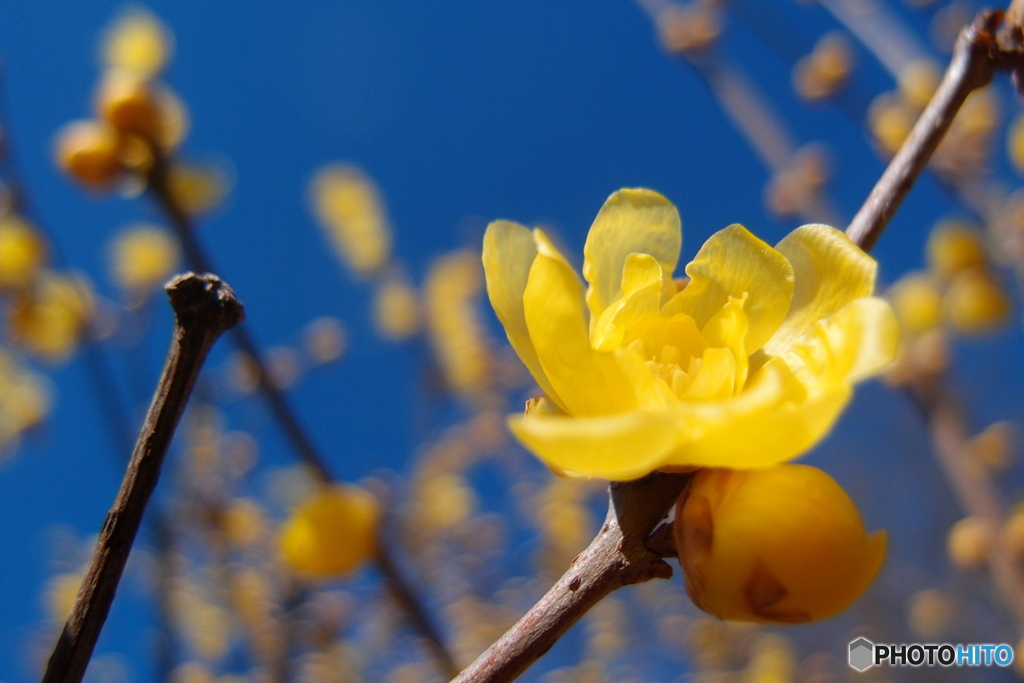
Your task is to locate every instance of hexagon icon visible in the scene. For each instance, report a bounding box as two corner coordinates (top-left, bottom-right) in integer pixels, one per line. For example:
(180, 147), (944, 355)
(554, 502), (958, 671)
(849, 637), (875, 672)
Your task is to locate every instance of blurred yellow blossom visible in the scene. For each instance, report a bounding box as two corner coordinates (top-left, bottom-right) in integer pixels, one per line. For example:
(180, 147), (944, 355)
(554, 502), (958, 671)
(311, 164), (391, 277)
(793, 33), (853, 101)
(657, 3), (720, 55)
(102, 7), (173, 79)
(167, 161), (228, 215)
(10, 272), (94, 362)
(483, 189), (898, 480)
(674, 465), (886, 623)
(302, 316), (348, 364)
(221, 498), (266, 548)
(280, 484), (379, 577)
(888, 273), (942, 335)
(925, 221), (987, 280)
(869, 94), (915, 157)
(373, 272), (421, 340)
(110, 224), (180, 294)
(425, 250), (490, 395)
(96, 72), (162, 142)
(943, 269), (1010, 335)
(947, 516), (994, 570)
(898, 59), (942, 110)
(45, 571), (84, 626)
(0, 216), (47, 290)
(54, 120), (122, 191)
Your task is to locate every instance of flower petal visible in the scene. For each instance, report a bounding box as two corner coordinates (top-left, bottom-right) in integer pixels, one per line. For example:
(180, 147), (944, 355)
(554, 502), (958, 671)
(764, 224), (877, 356)
(482, 220), (563, 407)
(591, 253), (664, 351)
(583, 189), (681, 331)
(663, 225), (794, 352)
(661, 361), (852, 469)
(781, 296), (900, 390)
(509, 407), (680, 480)
(525, 229), (644, 416)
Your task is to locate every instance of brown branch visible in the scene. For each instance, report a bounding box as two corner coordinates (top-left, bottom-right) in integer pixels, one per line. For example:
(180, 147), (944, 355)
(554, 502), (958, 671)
(845, 11), (1003, 252)
(450, 473), (690, 683)
(42, 273), (243, 683)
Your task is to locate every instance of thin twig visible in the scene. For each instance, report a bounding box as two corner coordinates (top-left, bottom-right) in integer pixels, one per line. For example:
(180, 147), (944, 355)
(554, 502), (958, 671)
(42, 273), (244, 683)
(845, 12), (1003, 251)
(144, 148), (458, 675)
(450, 473), (690, 683)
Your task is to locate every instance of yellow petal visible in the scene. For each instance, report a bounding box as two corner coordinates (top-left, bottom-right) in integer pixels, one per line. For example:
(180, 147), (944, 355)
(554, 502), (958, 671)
(700, 295), (749, 392)
(524, 230), (644, 416)
(781, 297), (900, 391)
(662, 361), (852, 469)
(509, 408), (679, 480)
(482, 221), (562, 407)
(583, 189), (681, 331)
(682, 347), (736, 401)
(591, 253), (664, 351)
(764, 224), (876, 356)
(663, 225), (793, 351)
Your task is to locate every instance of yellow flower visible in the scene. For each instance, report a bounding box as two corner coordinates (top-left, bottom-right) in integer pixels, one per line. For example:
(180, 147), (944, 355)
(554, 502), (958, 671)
(483, 189), (898, 480)
(279, 484), (379, 577)
(674, 465), (886, 624)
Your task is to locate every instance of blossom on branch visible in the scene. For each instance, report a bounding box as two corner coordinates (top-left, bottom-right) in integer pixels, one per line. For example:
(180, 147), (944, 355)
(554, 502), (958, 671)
(483, 188), (898, 480)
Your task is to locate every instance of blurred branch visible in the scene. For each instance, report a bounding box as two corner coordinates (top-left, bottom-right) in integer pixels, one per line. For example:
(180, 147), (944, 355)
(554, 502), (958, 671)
(845, 11), (1004, 251)
(909, 381), (1024, 631)
(634, 3), (842, 226)
(450, 473), (690, 683)
(376, 531), (459, 679)
(818, 0), (930, 78)
(146, 149), (335, 484)
(144, 148), (459, 677)
(43, 273), (243, 683)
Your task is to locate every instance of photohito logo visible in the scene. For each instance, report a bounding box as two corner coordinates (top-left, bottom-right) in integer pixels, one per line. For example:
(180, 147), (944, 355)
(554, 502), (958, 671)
(848, 637), (1014, 671)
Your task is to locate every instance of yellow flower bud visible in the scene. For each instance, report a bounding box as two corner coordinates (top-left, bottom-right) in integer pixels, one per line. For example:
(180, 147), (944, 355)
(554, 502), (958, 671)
(54, 120), (122, 191)
(946, 516), (994, 570)
(96, 73), (162, 141)
(373, 274), (421, 340)
(102, 8), (173, 79)
(943, 269), (1010, 335)
(302, 316), (347, 365)
(898, 59), (942, 110)
(926, 221), (987, 280)
(310, 164), (391, 277)
(869, 95), (915, 156)
(110, 224), (181, 295)
(657, 4), (720, 55)
(888, 273), (942, 335)
(0, 216), (47, 289)
(280, 484), (379, 577)
(674, 465), (886, 624)
(907, 589), (954, 640)
(9, 272), (94, 362)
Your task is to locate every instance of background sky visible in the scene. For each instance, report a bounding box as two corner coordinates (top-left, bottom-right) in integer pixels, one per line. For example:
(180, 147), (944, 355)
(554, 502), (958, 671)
(0, 0), (1020, 680)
